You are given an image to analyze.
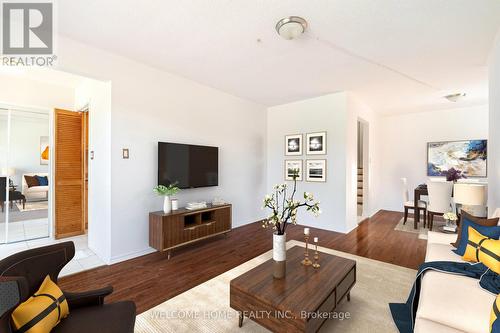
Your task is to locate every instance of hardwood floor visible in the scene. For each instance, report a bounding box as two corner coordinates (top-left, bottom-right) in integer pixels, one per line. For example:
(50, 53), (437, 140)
(59, 209), (426, 314)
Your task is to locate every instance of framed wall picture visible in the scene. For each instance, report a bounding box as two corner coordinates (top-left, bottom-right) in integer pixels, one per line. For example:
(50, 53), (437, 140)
(427, 139), (487, 177)
(306, 159), (326, 182)
(285, 134), (302, 156)
(306, 132), (326, 155)
(40, 136), (49, 165)
(284, 160), (303, 181)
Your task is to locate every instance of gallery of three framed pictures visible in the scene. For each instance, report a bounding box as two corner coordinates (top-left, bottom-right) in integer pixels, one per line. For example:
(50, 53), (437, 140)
(284, 132), (326, 182)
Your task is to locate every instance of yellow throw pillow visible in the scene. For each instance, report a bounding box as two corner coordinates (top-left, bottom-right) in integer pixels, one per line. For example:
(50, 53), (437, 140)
(11, 275), (69, 333)
(491, 294), (500, 332)
(463, 226), (500, 274)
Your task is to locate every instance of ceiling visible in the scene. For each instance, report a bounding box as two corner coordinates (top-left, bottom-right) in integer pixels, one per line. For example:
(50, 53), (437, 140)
(58, 0), (500, 115)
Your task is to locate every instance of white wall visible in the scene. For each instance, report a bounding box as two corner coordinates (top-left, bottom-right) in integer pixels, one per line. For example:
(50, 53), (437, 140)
(267, 92), (378, 233)
(489, 33), (500, 212)
(378, 105), (489, 211)
(75, 79), (112, 262)
(0, 74), (74, 110)
(58, 37), (267, 263)
(267, 93), (348, 232)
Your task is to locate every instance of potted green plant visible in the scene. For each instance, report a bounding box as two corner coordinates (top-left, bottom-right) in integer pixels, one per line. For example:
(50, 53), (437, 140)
(262, 171), (320, 278)
(153, 183), (180, 214)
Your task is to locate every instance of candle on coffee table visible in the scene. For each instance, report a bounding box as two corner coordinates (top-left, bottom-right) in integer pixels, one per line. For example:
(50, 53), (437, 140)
(312, 236), (320, 269)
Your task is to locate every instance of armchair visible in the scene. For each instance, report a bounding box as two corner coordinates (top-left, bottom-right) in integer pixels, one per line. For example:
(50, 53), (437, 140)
(0, 242), (136, 333)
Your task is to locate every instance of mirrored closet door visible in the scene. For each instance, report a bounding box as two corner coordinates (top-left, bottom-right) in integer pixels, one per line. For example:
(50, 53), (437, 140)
(0, 107), (50, 244)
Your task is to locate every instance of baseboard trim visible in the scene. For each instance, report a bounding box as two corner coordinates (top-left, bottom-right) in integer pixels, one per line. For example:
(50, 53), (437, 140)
(344, 224), (358, 234)
(108, 218), (265, 265)
(109, 247), (156, 265)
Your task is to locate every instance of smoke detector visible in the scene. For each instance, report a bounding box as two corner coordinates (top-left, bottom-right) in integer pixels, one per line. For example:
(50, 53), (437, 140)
(444, 93), (466, 102)
(276, 16), (308, 40)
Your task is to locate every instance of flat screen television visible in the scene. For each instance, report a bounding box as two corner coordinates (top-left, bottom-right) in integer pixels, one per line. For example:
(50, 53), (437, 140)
(158, 142), (218, 189)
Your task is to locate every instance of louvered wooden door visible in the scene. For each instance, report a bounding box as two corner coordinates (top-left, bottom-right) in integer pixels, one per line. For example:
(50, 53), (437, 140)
(54, 109), (85, 239)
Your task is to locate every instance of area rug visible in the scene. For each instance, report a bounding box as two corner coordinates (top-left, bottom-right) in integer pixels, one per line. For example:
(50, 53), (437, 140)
(135, 240), (416, 333)
(15, 200), (48, 212)
(0, 204), (48, 223)
(394, 217), (446, 240)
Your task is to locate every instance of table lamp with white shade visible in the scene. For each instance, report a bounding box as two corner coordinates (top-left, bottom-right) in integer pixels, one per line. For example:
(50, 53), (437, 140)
(453, 183), (487, 217)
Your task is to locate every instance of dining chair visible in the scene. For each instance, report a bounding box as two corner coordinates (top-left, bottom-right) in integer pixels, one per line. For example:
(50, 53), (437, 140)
(401, 178), (427, 226)
(427, 180), (453, 230)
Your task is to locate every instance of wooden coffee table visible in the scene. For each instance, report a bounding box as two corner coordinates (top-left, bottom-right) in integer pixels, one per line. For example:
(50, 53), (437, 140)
(230, 246), (356, 333)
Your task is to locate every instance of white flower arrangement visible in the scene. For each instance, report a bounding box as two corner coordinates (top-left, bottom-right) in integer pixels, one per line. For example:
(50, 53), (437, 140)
(443, 212), (458, 221)
(262, 170), (321, 235)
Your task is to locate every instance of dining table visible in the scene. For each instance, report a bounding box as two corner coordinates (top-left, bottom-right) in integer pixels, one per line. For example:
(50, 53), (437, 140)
(413, 184), (428, 229)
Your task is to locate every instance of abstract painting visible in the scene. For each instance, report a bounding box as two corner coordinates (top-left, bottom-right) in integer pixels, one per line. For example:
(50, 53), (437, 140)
(40, 136), (49, 165)
(427, 140), (487, 177)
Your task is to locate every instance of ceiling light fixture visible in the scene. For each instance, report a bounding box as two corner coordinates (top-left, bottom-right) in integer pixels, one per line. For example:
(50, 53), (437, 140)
(276, 16), (308, 40)
(444, 93), (466, 102)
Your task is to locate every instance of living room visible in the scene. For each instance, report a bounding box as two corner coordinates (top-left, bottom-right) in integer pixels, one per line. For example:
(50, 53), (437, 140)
(1, 1), (500, 333)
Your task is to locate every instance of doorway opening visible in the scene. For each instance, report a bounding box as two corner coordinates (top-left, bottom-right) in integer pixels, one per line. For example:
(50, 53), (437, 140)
(357, 119), (369, 223)
(0, 68), (109, 275)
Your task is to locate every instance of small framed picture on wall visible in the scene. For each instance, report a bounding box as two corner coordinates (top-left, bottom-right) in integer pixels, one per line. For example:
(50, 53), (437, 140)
(40, 136), (49, 165)
(285, 134), (302, 156)
(306, 159), (326, 182)
(306, 132), (326, 155)
(284, 160), (303, 181)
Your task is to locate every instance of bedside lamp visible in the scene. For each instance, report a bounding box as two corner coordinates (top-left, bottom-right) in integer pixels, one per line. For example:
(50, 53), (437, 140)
(453, 183), (487, 216)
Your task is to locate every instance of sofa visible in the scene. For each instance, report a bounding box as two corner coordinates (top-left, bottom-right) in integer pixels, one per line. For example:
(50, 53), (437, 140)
(414, 230), (496, 333)
(21, 173), (48, 201)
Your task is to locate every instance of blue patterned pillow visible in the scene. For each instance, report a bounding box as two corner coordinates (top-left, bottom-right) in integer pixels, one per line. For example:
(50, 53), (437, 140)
(35, 175), (48, 186)
(453, 217), (500, 256)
